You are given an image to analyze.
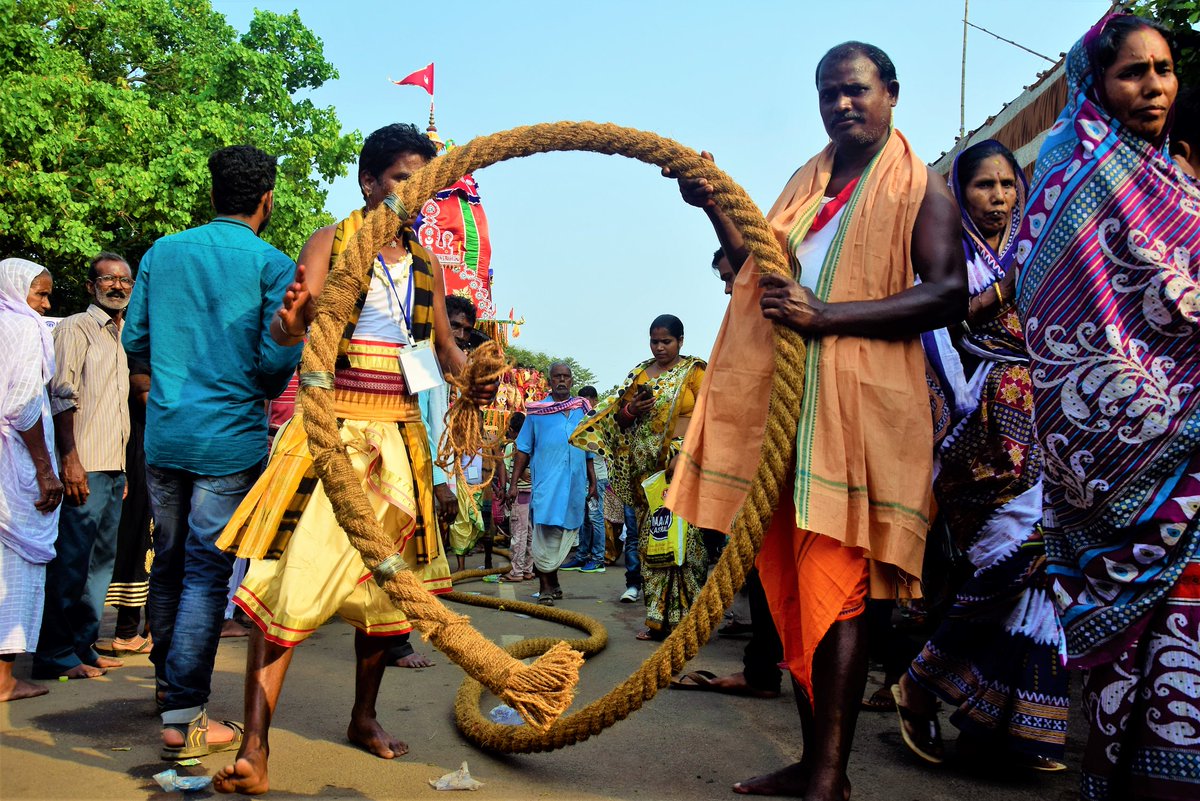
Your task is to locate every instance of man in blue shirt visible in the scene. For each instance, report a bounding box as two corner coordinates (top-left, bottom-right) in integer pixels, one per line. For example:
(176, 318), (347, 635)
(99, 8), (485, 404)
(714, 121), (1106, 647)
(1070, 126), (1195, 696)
(122, 145), (302, 759)
(507, 363), (596, 606)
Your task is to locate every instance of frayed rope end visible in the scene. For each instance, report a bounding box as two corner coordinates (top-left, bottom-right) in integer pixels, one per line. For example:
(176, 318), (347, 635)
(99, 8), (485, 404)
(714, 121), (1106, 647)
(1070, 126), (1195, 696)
(499, 641), (585, 731)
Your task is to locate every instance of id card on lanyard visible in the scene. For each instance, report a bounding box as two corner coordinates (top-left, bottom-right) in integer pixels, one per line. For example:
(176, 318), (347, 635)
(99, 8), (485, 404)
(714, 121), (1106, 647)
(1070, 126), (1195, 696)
(378, 254), (445, 395)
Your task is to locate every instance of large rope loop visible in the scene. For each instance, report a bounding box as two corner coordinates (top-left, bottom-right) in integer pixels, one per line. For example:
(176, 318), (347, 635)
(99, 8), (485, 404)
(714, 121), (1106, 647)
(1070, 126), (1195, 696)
(299, 121), (806, 750)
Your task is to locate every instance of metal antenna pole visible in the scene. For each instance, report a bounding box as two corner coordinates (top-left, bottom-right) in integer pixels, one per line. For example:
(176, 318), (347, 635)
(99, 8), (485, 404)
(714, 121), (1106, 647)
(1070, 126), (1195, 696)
(960, 0), (969, 140)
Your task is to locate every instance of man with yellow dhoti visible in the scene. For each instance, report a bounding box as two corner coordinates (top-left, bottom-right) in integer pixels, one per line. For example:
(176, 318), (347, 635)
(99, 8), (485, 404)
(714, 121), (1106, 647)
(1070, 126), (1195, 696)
(212, 124), (493, 796)
(665, 42), (966, 800)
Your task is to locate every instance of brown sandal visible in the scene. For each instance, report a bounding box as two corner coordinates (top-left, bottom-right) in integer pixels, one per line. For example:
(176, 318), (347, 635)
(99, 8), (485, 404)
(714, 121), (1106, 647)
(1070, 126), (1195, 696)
(891, 684), (945, 764)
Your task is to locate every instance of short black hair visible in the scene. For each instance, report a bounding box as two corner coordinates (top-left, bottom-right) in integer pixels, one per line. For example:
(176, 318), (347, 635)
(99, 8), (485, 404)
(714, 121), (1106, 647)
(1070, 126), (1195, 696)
(650, 314), (684, 338)
(88, 252), (129, 282)
(445, 294), (478, 325)
(508, 411), (526, 432)
(954, 140), (1020, 198)
(209, 145), (277, 216)
(579, 385), (597, 399)
(712, 247), (726, 279)
(1172, 84), (1200, 149)
(360, 123), (438, 181)
(815, 41), (897, 87)
(1092, 15), (1177, 74)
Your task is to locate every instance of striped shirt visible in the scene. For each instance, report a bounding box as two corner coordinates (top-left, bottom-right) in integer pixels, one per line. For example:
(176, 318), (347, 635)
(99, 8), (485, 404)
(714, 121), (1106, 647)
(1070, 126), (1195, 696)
(49, 304), (130, 472)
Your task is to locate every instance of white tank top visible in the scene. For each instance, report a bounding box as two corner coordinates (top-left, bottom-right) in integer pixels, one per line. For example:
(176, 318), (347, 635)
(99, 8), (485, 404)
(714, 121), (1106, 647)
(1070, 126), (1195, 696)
(792, 197), (847, 295)
(354, 255), (412, 344)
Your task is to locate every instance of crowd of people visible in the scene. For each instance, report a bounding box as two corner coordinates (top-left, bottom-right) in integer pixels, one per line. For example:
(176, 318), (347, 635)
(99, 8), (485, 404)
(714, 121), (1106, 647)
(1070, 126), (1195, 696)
(1, 11), (1198, 801)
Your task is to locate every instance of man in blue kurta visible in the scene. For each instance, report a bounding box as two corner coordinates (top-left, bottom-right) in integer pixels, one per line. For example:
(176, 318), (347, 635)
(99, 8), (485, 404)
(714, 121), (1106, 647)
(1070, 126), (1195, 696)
(122, 145), (302, 759)
(507, 362), (596, 606)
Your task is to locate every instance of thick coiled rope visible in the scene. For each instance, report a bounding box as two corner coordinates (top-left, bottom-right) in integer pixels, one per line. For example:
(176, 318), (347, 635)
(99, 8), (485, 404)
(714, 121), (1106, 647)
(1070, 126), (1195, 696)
(299, 121), (803, 751)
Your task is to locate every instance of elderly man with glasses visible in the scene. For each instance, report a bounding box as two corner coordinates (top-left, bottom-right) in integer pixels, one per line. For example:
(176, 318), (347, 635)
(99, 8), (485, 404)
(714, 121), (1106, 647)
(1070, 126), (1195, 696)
(32, 253), (135, 680)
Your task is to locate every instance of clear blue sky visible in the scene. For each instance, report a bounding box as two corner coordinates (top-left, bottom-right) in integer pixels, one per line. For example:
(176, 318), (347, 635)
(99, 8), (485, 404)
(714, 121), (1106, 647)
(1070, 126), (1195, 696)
(213, 0), (1110, 389)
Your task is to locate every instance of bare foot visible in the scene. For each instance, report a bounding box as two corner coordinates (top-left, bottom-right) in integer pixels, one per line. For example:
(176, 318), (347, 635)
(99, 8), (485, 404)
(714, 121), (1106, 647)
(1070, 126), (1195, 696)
(898, 674), (936, 717)
(392, 651), (434, 669)
(0, 676), (49, 702)
(214, 751), (270, 795)
(733, 762), (809, 796)
(220, 619), (251, 638)
(93, 655), (124, 669)
(347, 716), (408, 759)
(63, 664), (106, 679)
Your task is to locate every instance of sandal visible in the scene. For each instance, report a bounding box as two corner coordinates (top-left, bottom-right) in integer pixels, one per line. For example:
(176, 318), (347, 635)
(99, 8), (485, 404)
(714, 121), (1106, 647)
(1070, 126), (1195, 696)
(95, 634), (153, 657)
(861, 685), (894, 712)
(160, 709), (245, 761)
(499, 572), (525, 582)
(891, 684), (944, 765)
(537, 596), (555, 607)
(551, 588), (563, 600)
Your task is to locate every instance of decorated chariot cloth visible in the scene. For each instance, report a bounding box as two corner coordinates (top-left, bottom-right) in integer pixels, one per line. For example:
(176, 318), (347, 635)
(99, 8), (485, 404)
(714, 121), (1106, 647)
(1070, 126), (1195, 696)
(572, 356), (707, 635)
(908, 141), (1069, 759)
(218, 211), (451, 646)
(1016, 19), (1200, 799)
(667, 130), (932, 697)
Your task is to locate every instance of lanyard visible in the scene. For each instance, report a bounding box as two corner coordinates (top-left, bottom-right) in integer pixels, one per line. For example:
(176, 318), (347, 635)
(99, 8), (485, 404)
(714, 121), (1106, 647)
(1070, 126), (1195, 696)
(376, 254), (414, 340)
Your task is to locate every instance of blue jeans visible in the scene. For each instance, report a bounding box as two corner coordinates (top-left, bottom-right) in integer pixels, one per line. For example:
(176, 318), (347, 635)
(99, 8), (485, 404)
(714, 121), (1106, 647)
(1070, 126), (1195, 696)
(623, 503), (641, 589)
(146, 464), (258, 714)
(578, 478), (608, 564)
(34, 471), (126, 674)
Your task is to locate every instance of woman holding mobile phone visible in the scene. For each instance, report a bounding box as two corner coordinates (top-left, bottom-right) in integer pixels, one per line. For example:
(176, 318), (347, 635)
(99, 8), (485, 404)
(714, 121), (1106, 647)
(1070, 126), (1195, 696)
(572, 314), (707, 640)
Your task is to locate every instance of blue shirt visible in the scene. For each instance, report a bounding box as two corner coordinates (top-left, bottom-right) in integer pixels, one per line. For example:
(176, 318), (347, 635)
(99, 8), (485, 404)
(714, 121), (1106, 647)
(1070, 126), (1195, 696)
(123, 217), (302, 474)
(516, 400), (592, 530)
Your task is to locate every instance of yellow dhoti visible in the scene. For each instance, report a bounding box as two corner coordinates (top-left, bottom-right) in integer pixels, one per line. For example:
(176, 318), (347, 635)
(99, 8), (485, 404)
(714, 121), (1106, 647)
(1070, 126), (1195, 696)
(218, 369), (451, 647)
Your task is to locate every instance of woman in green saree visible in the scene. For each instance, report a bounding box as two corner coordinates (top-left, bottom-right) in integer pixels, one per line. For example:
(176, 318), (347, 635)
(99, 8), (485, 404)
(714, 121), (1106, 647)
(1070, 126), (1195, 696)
(572, 314), (707, 640)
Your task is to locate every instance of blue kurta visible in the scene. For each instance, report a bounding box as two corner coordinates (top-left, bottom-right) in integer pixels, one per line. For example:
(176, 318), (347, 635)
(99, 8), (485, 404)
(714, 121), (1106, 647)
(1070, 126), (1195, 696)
(516, 401), (592, 530)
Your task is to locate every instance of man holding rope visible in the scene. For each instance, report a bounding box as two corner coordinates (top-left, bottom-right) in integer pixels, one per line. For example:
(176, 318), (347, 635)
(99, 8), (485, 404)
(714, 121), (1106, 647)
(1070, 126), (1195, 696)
(666, 42), (965, 799)
(213, 123), (495, 795)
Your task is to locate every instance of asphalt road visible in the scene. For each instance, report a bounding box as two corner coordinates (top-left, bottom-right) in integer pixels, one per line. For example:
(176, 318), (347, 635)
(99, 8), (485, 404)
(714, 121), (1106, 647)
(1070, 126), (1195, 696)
(0, 564), (1086, 800)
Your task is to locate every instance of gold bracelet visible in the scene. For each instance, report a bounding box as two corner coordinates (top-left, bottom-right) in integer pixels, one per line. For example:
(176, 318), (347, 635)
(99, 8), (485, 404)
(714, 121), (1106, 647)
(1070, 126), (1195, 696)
(994, 280), (1003, 307)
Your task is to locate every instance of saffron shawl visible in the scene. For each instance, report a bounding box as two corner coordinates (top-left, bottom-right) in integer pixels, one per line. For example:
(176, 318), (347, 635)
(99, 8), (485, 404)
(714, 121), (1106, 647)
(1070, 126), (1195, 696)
(1016, 30), (1200, 663)
(669, 130), (931, 586)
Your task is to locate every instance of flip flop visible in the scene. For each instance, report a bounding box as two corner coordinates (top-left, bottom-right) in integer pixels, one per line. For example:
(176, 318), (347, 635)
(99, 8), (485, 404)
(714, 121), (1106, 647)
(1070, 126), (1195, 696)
(861, 685), (894, 712)
(891, 684), (945, 765)
(95, 635), (153, 657)
(499, 572), (524, 582)
(669, 670), (781, 699)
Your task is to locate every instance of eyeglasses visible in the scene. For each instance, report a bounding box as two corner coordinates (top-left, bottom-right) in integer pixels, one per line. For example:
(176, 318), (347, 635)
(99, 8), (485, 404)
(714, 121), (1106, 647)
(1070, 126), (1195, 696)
(95, 275), (134, 287)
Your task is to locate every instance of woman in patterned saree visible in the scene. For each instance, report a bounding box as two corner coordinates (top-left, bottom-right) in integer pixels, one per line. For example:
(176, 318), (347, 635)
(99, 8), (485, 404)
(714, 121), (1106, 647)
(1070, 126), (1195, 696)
(1016, 15), (1198, 801)
(894, 140), (1070, 771)
(572, 314), (707, 640)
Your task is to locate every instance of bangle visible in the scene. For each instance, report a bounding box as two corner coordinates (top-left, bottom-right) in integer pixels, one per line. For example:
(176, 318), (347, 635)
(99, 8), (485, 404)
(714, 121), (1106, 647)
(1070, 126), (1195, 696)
(275, 316), (305, 340)
(993, 280), (1003, 307)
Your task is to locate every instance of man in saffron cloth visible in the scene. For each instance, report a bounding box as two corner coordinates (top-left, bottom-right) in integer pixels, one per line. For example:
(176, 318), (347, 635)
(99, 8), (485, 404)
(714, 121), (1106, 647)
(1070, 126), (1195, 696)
(212, 123), (495, 796)
(665, 42), (966, 799)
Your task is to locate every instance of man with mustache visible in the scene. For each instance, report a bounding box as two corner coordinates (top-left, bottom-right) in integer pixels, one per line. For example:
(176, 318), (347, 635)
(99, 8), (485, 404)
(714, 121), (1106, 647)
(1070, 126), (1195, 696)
(33, 253), (134, 680)
(507, 362), (597, 606)
(666, 42), (966, 799)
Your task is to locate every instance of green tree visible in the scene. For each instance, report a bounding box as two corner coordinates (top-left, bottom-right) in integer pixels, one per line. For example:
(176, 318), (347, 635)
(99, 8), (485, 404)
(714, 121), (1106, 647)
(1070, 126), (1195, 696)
(0, 0), (359, 313)
(505, 345), (598, 388)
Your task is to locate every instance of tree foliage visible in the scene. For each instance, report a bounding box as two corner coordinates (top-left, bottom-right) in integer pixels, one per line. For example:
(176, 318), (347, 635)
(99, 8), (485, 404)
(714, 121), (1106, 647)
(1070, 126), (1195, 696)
(505, 345), (598, 389)
(0, 0), (359, 313)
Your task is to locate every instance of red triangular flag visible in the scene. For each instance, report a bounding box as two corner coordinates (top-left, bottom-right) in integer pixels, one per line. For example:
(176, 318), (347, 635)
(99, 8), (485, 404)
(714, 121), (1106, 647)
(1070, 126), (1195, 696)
(391, 63), (434, 96)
